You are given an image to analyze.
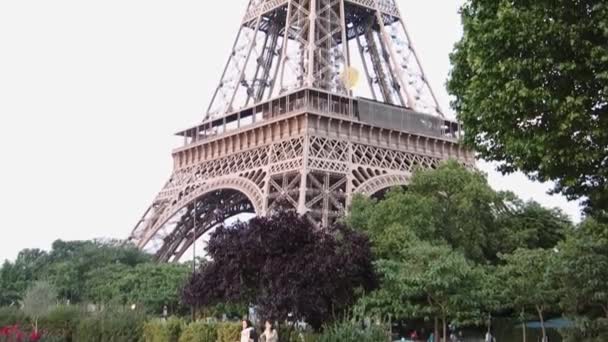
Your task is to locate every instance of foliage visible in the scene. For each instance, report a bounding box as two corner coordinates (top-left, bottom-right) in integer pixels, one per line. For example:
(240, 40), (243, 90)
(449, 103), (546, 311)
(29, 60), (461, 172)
(560, 317), (608, 342)
(358, 242), (485, 340)
(276, 325), (318, 342)
(316, 321), (387, 342)
(349, 161), (503, 262)
(73, 317), (102, 342)
(0, 240), (152, 306)
(182, 210), (376, 330)
(177, 321), (216, 342)
(99, 263), (189, 315)
(39, 306), (81, 341)
(73, 309), (146, 342)
(22, 282), (57, 333)
(497, 200), (570, 250)
(348, 161), (570, 264)
(553, 219), (608, 339)
(496, 248), (559, 340)
(0, 250), (48, 306)
(0, 239), (188, 315)
(0, 308), (27, 329)
(143, 317), (184, 342)
(0, 325), (36, 342)
(216, 322), (241, 342)
(199, 302), (247, 321)
(45, 240), (150, 302)
(348, 162), (575, 338)
(448, 0), (608, 218)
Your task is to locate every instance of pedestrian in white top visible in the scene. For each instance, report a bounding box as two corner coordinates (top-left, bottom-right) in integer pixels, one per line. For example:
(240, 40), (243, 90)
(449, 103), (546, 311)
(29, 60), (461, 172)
(240, 319), (255, 342)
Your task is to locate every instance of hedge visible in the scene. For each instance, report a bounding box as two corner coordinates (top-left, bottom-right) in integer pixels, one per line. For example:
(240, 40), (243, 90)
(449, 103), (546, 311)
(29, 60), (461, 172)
(143, 317), (183, 342)
(217, 322), (241, 342)
(316, 321), (388, 342)
(73, 309), (146, 342)
(277, 325), (318, 342)
(0, 307), (27, 328)
(39, 306), (82, 342)
(178, 321), (217, 342)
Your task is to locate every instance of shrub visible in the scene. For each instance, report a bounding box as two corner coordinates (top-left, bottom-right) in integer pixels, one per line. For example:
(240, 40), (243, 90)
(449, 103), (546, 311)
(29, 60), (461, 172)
(0, 307), (27, 328)
(39, 306), (81, 341)
(217, 322), (241, 342)
(143, 317), (183, 342)
(73, 317), (102, 342)
(99, 310), (146, 342)
(74, 309), (146, 342)
(317, 321), (388, 342)
(276, 325), (318, 342)
(178, 321), (217, 342)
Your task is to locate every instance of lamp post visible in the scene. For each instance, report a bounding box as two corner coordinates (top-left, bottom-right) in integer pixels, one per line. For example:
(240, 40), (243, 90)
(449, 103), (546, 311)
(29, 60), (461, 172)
(191, 199), (197, 321)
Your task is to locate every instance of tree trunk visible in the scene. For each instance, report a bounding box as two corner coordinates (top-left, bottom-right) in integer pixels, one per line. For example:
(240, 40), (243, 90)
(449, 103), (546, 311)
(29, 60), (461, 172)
(388, 315), (392, 342)
(487, 314), (491, 333)
(434, 317), (439, 342)
(521, 309), (527, 342)
(536, 306), (546, 342)
(442, 313), (447, 342)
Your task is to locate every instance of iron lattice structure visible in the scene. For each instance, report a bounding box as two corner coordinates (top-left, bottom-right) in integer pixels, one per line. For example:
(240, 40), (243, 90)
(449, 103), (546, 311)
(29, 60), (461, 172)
(129, 0), (474, 261)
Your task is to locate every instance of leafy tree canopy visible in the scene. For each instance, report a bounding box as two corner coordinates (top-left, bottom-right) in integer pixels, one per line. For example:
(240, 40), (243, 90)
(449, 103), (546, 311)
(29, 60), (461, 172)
(22, 281), (58, 332)
(182, 210), (376, 330)
(348, 161), (570, 264)
(358, 242), (486, 340)
(448, 0), (608, 218)
(496, 248), (560, 340)
(0, 239), (187, 314)
(553, 219), (608, 338)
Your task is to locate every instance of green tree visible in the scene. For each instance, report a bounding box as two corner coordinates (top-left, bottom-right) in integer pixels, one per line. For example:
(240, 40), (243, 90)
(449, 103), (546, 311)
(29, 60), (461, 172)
(22, 281), (58, 333)
(448, 0), (608, 218)
(497, 248), (559, 341)
(348, 161), (568, 264)
(44, 239), (151, 302)
(84, 263), (131, 304)
(497, 200), (570, 250)
(82, 262), (189, 315)
(116, 263), (190, 315)
(554, 219), (608, 339)
(358, 242), (485, 341)
(0, 261), (21, 306)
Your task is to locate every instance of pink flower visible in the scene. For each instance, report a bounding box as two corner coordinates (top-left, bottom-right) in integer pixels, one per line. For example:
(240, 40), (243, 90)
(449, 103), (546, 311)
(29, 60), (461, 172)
(29, 330), (42, 342)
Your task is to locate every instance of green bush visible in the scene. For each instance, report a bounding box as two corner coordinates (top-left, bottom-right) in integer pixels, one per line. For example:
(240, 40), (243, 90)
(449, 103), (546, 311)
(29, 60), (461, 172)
(0, 306), (27, 327)
(217, 322), (241, 342)
(74, 316), (103, 342)
(143, 317), (184, 342)
(39, 306), (82, 342)
(100, 310), (146, 342)
(40, 336), (69, 342)
(317, 321), (388, 342)
(276, 325), (318, 342)
(178, 321), (217, 342)
(74, 309), (146, 342)
(560, 317), (608, 342)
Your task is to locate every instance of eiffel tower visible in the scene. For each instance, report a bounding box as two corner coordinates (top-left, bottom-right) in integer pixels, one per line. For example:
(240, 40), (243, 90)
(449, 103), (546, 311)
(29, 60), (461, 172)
(128, 0), (474, 261)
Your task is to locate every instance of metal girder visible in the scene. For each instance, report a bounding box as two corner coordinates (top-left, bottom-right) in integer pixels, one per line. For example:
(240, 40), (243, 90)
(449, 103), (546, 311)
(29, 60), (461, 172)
(128, 1), (468, 261)
(206, 0), (442, 119)
(154, 189), (255, 262)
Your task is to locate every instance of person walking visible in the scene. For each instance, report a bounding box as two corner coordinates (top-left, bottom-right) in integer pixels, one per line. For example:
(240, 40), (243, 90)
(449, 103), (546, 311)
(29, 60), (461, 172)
(241, 320), (257, 342)
(260, 320), (278, 342)
(485, 330), (496, 342)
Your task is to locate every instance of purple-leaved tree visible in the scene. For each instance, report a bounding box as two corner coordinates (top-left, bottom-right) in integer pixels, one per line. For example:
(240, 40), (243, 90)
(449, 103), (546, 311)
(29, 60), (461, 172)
(182, 210), (376, 329)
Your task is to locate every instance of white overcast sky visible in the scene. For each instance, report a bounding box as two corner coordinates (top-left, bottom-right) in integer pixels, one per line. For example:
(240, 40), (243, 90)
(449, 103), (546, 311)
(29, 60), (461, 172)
(0, 0), (582, 262)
